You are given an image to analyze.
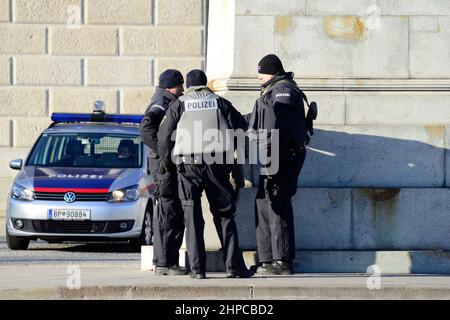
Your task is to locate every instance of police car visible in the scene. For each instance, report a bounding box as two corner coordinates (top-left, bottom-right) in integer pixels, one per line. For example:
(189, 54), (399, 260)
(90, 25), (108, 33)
(6, 102), (155, 250)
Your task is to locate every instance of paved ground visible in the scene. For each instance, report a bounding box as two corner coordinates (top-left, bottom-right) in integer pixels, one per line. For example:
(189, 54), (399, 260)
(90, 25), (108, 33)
(0, 218), (5, 237)
(1, 234), (450, 299)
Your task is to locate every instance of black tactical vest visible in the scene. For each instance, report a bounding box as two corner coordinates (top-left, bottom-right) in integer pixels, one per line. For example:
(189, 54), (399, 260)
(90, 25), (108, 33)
(251, 80), (307, 145)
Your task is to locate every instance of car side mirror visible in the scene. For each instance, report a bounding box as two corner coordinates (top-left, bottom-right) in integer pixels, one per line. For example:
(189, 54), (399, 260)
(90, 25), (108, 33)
(9, 159), (23, 170)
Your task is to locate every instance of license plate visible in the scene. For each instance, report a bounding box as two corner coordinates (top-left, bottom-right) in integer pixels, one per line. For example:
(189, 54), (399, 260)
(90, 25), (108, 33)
(48, 209), (91, 221)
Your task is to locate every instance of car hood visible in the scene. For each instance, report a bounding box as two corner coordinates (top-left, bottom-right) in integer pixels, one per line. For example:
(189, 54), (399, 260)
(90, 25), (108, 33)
(15, 167), (141, 193)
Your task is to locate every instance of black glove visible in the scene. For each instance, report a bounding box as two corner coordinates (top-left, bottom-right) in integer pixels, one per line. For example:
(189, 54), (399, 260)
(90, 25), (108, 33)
(231, 164), (245, 188)
(306, 101), (318, 136)
(159, 161), (176, 175)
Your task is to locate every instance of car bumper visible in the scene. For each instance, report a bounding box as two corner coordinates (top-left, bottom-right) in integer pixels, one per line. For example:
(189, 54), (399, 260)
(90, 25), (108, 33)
(6, 198), (147, 239)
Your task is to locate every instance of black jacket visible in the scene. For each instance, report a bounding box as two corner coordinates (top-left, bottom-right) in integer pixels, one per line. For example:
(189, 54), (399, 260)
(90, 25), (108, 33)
(157, 86), (247, 170)
(139, 87), (179, 156)
(248, 72), (306, 160)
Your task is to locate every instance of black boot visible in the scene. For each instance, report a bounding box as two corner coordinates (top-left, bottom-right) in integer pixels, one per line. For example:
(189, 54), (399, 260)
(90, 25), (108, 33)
(271, 260), (294, 275)
(167, 265), (189, 275)
(190, 270), (206, 279)
(226, 268), (253, 278)
(155, 265), (189, 276)
(256, 262), (278, 275)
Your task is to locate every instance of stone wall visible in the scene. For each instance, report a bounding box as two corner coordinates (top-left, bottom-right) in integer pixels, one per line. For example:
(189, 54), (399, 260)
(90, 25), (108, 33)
(208, 0), (450, 79)
(0, 0), (206, 216)
(204, 0), (450, 251)
(206, 0), (450, 190)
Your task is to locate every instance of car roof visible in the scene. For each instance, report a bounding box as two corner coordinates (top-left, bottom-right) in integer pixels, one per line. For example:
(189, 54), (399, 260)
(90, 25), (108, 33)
(43, 123), (140, 135)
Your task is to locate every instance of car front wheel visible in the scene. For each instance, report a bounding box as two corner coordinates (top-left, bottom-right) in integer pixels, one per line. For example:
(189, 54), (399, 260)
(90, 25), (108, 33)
(129, 209), (153, 251)
(6, 225), (30, 250)
(142, 210), (153, 246)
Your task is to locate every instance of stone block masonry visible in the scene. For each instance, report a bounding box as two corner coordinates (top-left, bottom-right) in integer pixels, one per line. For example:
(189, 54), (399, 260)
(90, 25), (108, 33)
(0, 1), (206, 209)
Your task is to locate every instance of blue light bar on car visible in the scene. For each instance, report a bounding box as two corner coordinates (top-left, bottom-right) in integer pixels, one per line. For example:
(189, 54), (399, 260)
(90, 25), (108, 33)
(51, 113), (92, 122)
(104, 114), (144, 124)
(51, 113), (144, 124)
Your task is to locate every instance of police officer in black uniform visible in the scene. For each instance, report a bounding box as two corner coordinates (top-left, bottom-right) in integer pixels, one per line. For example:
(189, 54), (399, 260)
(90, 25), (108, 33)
(157, 70), (251, 279)
(248, 54), (308, 275)
(140, 69), (187, 276)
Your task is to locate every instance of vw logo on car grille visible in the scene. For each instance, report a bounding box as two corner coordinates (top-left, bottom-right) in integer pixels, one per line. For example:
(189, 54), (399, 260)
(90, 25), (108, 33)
(64, 192), (76, 203)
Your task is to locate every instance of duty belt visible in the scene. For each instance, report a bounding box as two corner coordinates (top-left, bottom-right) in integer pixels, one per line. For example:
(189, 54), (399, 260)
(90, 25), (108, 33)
(179, 155), (203, 165)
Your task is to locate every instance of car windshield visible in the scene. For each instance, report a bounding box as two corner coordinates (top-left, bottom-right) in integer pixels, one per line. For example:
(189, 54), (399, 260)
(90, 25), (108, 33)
(26, 133), (142, 168)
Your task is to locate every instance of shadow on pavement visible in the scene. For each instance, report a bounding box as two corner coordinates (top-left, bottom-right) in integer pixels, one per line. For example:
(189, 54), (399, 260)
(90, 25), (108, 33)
(26, 241), (137, 253)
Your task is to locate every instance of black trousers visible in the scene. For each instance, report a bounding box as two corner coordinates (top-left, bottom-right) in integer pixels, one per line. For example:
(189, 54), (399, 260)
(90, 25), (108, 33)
(178, 163), (247, 273)
(255, 146), (306, 263)
(149, 157), (185, 267)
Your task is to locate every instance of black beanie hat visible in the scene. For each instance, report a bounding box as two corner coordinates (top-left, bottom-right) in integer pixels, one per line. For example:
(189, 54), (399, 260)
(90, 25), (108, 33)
(159, 69), (184, 89)
(186, 69), (207, 88)
(257, 54), (285, 75)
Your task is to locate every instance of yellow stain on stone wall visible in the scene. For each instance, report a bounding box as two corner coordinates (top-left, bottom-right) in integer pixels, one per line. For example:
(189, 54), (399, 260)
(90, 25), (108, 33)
(276, 16), (294, 35)
(323, 16), (366, 41)
(425, 126), (444, 140)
